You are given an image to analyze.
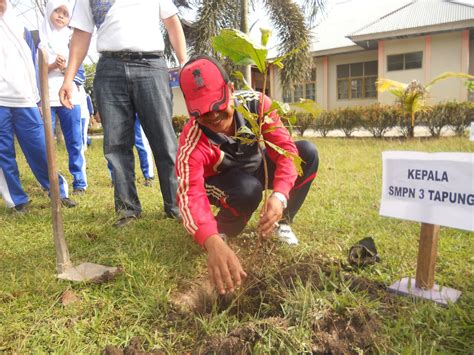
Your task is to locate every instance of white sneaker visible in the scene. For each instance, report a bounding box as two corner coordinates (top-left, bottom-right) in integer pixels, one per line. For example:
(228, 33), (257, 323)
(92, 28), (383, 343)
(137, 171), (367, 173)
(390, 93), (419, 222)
(276, 223), (299, 245)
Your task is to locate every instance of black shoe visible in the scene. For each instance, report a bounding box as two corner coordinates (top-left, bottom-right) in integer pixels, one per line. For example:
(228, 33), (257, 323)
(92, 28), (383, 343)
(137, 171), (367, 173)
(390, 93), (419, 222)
(144, 177), (153, 187)
(165, 211), (182, 222)
(113, 215), (140, 228)
(72, 188), (86, 195)
(61, 198), (78, 208)
(14, 201), (30, 213)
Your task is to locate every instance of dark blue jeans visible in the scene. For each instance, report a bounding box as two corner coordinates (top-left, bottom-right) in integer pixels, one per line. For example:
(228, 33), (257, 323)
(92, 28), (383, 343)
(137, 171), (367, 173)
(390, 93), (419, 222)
(94, 56), (179, 218)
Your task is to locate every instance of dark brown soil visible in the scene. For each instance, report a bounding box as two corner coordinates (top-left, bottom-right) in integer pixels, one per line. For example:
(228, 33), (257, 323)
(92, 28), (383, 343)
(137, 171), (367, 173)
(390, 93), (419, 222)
(168, 251), (387, 354)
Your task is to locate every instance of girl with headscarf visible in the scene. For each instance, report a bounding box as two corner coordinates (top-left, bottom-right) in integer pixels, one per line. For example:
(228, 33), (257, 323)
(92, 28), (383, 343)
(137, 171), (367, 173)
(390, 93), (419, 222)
(0, 0), (75, 211)
(39, 0), (88, 194)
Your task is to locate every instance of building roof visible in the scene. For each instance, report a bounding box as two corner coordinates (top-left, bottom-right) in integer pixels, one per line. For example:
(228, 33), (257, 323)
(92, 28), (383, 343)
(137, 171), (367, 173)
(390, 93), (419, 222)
(310, 0), (411, 55)
(310, 0), (474, 55)
(349, 0), (474, 45)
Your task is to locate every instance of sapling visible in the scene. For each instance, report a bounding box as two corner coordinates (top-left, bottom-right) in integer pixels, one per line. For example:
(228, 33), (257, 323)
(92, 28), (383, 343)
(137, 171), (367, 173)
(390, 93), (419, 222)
(212, 28), (318, 238)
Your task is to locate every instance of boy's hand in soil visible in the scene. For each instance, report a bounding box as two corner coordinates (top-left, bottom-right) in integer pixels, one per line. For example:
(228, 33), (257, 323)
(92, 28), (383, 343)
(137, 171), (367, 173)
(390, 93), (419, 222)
(258, 195), (284, 238)
(204, 234), (247, 294)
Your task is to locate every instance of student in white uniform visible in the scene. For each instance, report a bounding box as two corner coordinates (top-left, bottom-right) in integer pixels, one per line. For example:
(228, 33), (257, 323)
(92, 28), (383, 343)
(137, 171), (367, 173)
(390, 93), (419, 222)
(39, 0), (87, 194)
(0, 0), (76, 211)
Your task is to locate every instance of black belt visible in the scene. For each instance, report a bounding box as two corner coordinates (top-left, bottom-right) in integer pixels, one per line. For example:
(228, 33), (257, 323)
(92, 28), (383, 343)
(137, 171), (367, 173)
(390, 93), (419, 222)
(101, 51), (164, 60)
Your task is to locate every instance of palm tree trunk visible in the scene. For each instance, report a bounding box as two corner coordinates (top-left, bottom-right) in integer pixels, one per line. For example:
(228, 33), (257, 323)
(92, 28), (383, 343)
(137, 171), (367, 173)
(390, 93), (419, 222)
(240, 0), (252, 84)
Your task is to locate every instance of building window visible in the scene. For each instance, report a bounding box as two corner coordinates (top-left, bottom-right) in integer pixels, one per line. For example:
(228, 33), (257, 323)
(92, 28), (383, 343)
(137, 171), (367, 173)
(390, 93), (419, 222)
(337, 61), (377, 100)
(282, 67), (317, 103)
(387, 51), (422, 71)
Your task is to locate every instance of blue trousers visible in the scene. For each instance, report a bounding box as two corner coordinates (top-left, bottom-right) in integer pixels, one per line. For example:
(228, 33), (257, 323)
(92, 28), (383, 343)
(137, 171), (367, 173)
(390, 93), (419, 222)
(0, 106), (69, 208)
(51, 105), (87, 190)
(205, 141), (319, 237)
(94, 56), (178, 218)
(134, 116), (154, 179)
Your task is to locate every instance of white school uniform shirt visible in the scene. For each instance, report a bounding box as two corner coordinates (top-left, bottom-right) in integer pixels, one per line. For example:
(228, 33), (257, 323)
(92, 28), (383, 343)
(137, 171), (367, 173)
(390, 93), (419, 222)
(0, 8), (39, 107)
(39, 0), (79, 107)
(70, 0), (178, 52)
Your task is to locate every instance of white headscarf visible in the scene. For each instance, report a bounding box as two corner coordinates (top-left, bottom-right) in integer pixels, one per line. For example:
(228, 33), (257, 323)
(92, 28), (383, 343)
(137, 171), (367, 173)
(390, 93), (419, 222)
(39, 0), (72, 63)
(0, 1), (40, 107)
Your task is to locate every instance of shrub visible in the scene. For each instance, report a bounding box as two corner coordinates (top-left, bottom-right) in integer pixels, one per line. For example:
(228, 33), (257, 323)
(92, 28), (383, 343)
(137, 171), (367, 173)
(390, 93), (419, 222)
(360, 104), (399, 138)
(422, 104), (448, 137)
(172, 115), (188, 136)
(293, 112), (315, 136)
(335, 107), (362, 137)
(446, 101), (474, 136)
(314, 110), (334, 137)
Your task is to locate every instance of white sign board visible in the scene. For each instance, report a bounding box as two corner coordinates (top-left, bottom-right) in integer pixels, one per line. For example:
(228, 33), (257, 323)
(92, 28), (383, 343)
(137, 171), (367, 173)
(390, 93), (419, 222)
(470, 122), (474, 141)
(380, 151), (474, 231)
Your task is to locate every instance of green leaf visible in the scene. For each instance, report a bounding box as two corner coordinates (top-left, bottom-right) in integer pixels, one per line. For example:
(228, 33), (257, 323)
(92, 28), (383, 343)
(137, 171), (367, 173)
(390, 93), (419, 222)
(286, 114), (297, 126)
(270, 46), (302, 69)
(266, 100), (290, 116)
(265, 140), (304, 176)
(236, 125), (254, 136)
(231, 71), (252, 90)
(377, 79), (406, 93)
(262, 125), (284, 134)
(212, 28), (267, 73)
(236, 105), (260, 135)
(263, 115), (274, 124)
(426, 72), (474, 89)
(290, 99), (320, 116)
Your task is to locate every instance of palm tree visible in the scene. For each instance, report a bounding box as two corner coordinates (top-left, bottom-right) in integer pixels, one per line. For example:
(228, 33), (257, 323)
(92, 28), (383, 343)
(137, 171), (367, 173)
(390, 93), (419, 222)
(178, 0), (326, 91)
(377, 72), (474, 138)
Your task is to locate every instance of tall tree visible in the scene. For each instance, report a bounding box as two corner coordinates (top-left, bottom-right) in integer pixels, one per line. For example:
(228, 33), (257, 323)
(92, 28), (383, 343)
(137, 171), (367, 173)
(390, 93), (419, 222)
(174, 0), (326, 91)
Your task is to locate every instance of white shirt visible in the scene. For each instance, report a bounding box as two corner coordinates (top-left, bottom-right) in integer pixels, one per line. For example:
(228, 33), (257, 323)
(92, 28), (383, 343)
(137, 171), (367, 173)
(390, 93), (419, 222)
(70, 0), (178, 52)
(0, 16), (39, 107)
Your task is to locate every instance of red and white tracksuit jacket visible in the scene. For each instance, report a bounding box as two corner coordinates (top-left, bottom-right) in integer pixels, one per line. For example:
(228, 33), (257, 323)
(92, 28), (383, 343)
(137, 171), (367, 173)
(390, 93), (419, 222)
(176, 91), (298, 247)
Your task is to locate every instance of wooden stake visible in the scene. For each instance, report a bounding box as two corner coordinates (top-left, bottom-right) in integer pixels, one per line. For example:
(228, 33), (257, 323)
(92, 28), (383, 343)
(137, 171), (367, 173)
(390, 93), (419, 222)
(415, 223), (440, 289)
(38, 48), (72, 274)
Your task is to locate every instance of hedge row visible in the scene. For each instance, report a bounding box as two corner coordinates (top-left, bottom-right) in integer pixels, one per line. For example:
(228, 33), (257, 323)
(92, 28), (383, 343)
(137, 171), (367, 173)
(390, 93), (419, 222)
(171, 102), (473, 138)
(290, 102), (474, 138)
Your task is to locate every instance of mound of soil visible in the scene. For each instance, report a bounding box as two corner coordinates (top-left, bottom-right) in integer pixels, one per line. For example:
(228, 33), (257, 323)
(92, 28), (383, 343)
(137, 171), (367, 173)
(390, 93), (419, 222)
(169, 252), (386, 353)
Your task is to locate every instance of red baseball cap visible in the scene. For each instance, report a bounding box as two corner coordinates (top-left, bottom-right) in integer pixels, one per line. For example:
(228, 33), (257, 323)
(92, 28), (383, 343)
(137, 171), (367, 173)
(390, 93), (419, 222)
(179, 55), (231, 118)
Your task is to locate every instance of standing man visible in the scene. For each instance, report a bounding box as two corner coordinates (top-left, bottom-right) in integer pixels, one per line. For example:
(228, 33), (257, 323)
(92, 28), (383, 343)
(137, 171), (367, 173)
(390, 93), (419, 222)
(177, 56), (319, 294)
(59, 0), (187, 226)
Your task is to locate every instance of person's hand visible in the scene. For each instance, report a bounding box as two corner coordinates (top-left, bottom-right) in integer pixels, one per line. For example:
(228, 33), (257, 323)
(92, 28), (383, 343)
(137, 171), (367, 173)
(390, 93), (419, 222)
(258, 195), (284, 238)
(55, 55), (66, 71)
(204, 234), (247, 294)
(59, 81), (74, 109)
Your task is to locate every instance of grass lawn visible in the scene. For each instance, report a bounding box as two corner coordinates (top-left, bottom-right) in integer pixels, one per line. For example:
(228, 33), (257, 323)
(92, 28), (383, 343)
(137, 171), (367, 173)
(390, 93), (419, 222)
(0, 136), (472, 353)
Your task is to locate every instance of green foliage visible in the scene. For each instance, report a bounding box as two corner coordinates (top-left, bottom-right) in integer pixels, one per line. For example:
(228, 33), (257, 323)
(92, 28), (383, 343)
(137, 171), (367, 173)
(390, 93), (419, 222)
(360, 104), (400, 138)
(212, 28), (304, 177)
(445, 101), (474, 136)
(420, 106), (446, 138)
(84, 63), (96, 101)
(292, 112), (315, 136)
(313, 110), (334, 137)
(377, 72), (474, 138)
(334, 107), (361, 137)
(212, 29), (268, 74)
(171, 115), (188, 136)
